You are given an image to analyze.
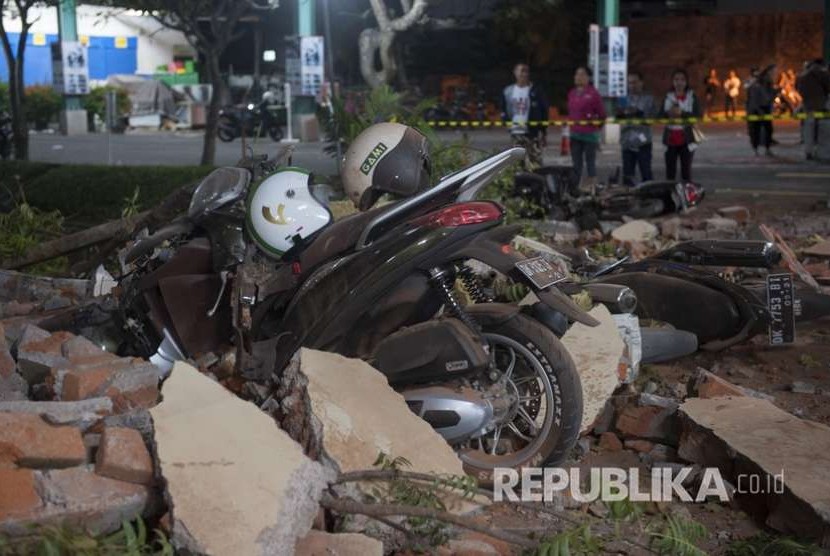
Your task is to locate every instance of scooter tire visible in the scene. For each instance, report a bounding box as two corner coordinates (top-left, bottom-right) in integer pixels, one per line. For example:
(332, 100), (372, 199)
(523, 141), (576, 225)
(217, 118), (237, 142)
(640, 327), (699, 364)
(461, 313), (583, 485)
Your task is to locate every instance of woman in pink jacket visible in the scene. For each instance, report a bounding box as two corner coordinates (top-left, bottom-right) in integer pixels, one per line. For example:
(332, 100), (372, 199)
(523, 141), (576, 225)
(567, 66), (606, 185)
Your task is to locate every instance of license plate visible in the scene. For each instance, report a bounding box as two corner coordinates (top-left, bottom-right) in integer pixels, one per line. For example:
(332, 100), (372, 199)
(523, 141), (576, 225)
(515, 257), (568, 290)
(766, 273), (795, 345)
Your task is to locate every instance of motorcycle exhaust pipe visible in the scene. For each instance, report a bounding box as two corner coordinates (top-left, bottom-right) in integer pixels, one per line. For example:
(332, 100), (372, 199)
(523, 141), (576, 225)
(584, 283), (638, 314)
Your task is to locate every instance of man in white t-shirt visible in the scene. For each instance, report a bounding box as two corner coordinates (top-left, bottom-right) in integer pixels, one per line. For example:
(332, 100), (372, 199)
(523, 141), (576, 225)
(502, 63), (549, 167)
(723, 70), (741, 118)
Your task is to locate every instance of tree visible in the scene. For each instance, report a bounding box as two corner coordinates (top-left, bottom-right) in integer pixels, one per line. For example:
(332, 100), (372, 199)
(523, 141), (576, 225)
(0, 0), (56, 160)
(111, 0), (278, 165)
(359, 0), (431, 88)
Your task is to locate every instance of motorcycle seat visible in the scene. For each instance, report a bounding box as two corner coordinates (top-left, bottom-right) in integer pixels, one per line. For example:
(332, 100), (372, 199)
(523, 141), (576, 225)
(299, 203), (395, 274)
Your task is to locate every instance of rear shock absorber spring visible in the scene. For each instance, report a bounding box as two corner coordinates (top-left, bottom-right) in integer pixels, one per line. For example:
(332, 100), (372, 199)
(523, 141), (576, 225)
(429, 267), (481, 332)
(458, 265), (493, 304)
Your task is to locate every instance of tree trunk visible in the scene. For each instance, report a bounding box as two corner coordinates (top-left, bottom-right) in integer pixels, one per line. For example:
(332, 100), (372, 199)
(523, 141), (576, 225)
(12, 23), (29, 161)
(359, 28), (396, 88)
(201, 52), (223, 166)
(0, 21), (29, 161)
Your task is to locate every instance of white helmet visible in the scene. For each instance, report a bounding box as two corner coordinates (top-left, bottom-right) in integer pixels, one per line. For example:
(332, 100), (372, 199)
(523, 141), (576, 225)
(246, 168), (332, 258)
(341, 122), (431, 211)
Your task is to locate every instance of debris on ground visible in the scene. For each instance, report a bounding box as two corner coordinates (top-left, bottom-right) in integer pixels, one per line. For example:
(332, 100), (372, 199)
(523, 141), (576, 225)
(679, 396), (830, 542)
(151, 361), (334, 555)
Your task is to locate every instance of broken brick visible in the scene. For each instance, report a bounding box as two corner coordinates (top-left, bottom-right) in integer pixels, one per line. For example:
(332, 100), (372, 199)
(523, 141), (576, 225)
(62, 365), (114, 401)
(16, 326), (72, 385)
(0, 468), (42, 521)
(96, 428), (153, 485)
(0, 398), (112, 431)
(694, 370), (746, 399)
(598, 432), (623, 452)
(716, 206), (750, 224)
(616, 405), (679, 444)
(61, 336), (118, 366)
(0, 413), (86, 468)
(624, 439), (655, 453)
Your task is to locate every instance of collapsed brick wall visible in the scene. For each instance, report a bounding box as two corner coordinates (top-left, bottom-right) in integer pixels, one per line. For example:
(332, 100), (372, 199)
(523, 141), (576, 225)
(627, 11), (823, 101)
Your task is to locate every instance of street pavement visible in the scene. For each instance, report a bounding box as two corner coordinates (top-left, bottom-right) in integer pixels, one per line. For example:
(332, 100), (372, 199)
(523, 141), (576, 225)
(26, 120), (830, 196)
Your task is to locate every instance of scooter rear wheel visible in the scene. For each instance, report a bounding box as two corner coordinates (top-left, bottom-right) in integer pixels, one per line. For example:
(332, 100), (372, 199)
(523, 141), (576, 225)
(457, 313), (582, 485)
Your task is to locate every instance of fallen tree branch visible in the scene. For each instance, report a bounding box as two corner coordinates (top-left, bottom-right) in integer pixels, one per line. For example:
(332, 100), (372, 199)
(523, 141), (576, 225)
(319, 493), (538, 549)
(1, 211), (150, 270)
(334, 469), (493, 499)
(71, 181), (200, 277)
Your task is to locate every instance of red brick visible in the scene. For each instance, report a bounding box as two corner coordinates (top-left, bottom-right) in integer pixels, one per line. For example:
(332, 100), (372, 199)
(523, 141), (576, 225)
(716, 206), (750, 225)
(63, 365), (115, 401)
(598, 432), (623, 452)
(0, 468), (42, 520)
(96, 428), (154, 485)
(20, 330), (74, 356)
(107, 385), (159, 413)
(695, 371), (746, 399)
(624, 439), (656, 453)
(616, 405), (679, 443)
(0, 324), (15, 379)
(0, 413), (86, 468)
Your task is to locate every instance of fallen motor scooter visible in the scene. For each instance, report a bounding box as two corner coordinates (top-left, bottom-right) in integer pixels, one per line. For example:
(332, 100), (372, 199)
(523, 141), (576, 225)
(116, 147), (601, 482)
(589, 240), (830, 351)
(511, 165), (705, 226)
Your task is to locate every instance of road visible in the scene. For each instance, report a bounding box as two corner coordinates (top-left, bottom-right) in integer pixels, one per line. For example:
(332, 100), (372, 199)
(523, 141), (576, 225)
(27, 121), (830, 196)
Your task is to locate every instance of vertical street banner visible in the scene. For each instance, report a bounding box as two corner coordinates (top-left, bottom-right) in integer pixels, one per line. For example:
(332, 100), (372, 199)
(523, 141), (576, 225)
(590, 25), (628, 98)
(606, 26), (628, 98)
(300, 36), (325, 97)
(51, 41), (90, 95)
(285, 36), (325, 97)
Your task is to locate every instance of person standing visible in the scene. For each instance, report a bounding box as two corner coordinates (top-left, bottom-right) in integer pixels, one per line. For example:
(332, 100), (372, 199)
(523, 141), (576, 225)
(660, 68), (702, 182)
(501, 63), (549, 167)
(796, 59), (830, 159)
(567, 66), (606, 186)
(616, 71), (656, 185)
(723, 70), (741, 118)
(746, 66), (776, 156)
(703, 68), (720, 115)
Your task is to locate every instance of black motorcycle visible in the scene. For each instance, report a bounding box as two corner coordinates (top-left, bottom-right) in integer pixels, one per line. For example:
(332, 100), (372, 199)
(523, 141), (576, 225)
(0, 112), (12, 161)
(116, 147), (603, 482)
(217, 98), (284, 143)
(512, 165), (705, 226)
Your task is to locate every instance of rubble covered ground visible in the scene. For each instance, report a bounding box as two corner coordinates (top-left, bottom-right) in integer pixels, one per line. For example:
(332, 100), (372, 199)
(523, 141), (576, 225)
(1, 188), (830, 555)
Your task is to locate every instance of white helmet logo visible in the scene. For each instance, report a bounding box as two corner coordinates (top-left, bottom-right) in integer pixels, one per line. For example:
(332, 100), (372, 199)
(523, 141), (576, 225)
(262, 203), (288, 225)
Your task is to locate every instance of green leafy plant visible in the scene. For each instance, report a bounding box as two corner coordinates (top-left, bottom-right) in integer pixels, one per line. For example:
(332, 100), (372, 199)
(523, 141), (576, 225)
(24, 85), (62, 130)
(0, 519), (173, 555)
(0, 187), (67, 274)
(648, 515), (708, 556)
(532, 524), (603, 556)
(725, 533), (826, 556)
(122, 186), (142, 219)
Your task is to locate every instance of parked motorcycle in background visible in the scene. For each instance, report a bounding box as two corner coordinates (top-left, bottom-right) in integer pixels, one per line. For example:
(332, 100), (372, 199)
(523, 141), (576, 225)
(0, 111), (13, 161)
(217, 90), (284, 143)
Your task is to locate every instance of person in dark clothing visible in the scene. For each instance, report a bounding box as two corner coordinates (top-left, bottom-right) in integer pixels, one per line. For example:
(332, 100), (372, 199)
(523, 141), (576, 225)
(501, 63), (549, 167)
(616, 71), (656, 185)
(746, 66), (776, 156)
(703, 68), (720, 115)
(660, 68), (702, 182)
(796, 59), (830, 159)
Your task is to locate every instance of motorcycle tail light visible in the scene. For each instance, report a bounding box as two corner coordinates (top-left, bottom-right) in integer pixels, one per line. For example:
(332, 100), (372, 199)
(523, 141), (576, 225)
(684, 183), (704, 206)
(413, 202), (503, 229)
